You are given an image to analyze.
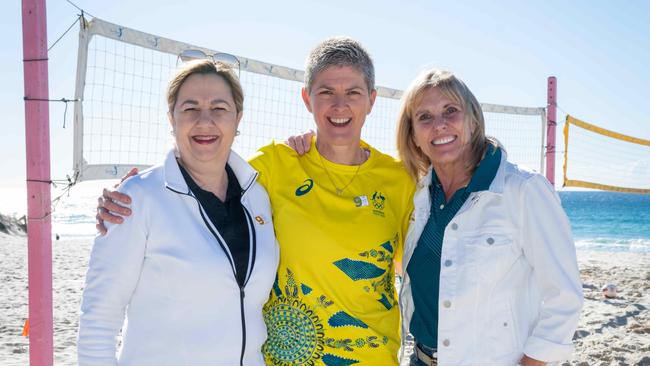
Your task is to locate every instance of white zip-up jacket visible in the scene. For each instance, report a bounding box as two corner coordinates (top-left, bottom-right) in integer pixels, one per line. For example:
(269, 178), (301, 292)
(399, 155), (583, 365)
(78, 150), (279, 366)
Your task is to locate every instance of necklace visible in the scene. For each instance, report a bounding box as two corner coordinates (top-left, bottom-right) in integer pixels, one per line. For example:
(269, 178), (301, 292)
(317, 148), (366, 196)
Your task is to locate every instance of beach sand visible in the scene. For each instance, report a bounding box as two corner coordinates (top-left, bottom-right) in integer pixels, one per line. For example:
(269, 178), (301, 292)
(1, 233), (649, 365)
(568, 251), (650, 366)
(1, 234), (91, 365)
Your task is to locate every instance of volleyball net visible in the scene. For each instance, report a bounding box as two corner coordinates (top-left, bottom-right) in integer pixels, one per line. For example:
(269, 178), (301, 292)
(563, 115), (650, 194)
(73, 17), (547, 181)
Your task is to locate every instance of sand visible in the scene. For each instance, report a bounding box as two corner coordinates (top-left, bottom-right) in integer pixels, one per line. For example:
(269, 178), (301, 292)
(1, 233), (649, 365)
(1, 234), (91, 365)
(567, 252), (650, 366)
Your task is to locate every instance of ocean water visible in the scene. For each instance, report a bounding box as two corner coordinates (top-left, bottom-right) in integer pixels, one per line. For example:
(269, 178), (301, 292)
(1, 185), (649, 252)
(559, 191), (650, 253)
(0, 181), (108, 240)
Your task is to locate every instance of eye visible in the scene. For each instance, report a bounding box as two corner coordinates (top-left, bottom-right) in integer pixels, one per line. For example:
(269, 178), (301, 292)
(443, 106), (459, 117)
(417, 113), (433, 122)
(183, 107), (198, 112)
(348, 90), (362, 96)
(319, 90), (333, 95)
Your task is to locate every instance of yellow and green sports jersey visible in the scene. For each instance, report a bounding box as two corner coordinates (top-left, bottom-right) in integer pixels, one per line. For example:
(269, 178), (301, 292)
(249, 139), (415, 366)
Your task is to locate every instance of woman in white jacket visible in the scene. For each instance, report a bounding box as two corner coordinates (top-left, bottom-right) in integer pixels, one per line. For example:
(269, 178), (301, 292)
(77, 59), (279, 366)
(396, 69), (582, 366)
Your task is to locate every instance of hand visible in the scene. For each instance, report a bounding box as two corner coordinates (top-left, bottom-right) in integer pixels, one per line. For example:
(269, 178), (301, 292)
(95, 168), (138, 235)
(519, 355), (546, 366)
(286, 130), (315, 156)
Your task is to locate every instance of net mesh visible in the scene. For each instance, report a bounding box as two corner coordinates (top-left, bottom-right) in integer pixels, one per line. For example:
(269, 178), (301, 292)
(83, 36), (176, 166)
(75, 19), (546, 181)
(483, 111), (544, 172)
(564, 116), (650, 193)
(80, 35), (404, 170)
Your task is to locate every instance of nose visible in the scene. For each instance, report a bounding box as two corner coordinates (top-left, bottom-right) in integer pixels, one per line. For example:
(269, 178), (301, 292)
(432, 114), (448, 129)
(332, 95), (347, 110)
(197, 109), (214, 124)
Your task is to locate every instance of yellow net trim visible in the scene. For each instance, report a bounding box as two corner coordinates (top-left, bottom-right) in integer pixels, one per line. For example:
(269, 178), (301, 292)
(566, 115), (650, 146)
(563, 115), (650, 194)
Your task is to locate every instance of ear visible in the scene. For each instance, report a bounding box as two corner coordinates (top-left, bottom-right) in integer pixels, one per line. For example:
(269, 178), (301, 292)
(412, 132), (421, 149)
(167, 111), (175, 131)
(236, 110), (243, 126)
(301, 87), (313, 114)
(367, 89), (378, 115)
(467, 116), (476, 137)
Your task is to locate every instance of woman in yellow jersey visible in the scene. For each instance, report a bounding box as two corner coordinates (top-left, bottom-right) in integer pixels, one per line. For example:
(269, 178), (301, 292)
(96, 37), (414, 365)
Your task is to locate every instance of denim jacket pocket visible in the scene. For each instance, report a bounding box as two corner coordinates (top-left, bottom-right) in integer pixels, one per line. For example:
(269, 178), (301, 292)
(462, 231), (517, 283)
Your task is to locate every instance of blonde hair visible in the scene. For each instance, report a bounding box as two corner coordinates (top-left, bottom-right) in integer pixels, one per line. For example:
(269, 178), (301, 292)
(166, 59), (244, 114)
(396, 69), (495, 180)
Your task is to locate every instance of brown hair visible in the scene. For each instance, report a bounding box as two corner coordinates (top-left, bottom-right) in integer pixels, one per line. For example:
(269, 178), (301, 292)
(167, 59), (244, 114)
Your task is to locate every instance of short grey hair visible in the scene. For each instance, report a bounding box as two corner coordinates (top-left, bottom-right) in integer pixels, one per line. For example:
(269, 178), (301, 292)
(304, 36), (375, 93)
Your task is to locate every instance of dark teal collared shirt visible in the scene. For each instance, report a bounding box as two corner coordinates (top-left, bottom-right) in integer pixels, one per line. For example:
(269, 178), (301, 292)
(406, 144), (501, 348)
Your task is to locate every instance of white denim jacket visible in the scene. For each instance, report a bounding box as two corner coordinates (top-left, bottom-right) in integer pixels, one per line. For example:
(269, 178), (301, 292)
(399, 154), (583, 366)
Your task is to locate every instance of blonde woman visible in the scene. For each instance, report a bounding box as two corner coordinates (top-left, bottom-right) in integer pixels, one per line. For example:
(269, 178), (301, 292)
(396, 69), (582, 365)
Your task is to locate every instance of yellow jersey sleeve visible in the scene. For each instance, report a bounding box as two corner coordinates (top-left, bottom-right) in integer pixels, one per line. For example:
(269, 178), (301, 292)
(394, 169), (415, 268)
(248, 141), (278, 193)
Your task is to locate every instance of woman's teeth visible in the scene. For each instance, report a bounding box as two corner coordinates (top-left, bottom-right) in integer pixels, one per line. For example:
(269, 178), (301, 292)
(329, 117), (351, 125)
(432, 136), (456, 145)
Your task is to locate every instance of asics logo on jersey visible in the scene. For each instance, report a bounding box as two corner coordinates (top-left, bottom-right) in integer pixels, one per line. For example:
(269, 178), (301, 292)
(295, 179), (314, 196)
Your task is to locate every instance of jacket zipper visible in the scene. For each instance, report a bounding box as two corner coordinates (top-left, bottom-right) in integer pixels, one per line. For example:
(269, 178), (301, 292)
(166, 185), (257, 366)
(238, 285), (246, 366)
(238, 207), (256, 366)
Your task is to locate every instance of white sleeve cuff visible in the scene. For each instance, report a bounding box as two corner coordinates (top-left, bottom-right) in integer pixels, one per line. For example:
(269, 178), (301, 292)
(524, 335), (575, 362)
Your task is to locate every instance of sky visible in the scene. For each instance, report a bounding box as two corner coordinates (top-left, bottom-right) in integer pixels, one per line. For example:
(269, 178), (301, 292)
(2, 0), (649, 192)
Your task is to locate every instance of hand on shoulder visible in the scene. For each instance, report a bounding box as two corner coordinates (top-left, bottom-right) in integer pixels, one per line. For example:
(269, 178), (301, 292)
(285, 130), (315, 156)
(95, 168), (138, 235)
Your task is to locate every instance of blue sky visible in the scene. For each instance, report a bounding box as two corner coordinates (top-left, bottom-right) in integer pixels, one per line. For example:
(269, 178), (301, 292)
(2, 0), (649, 189)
